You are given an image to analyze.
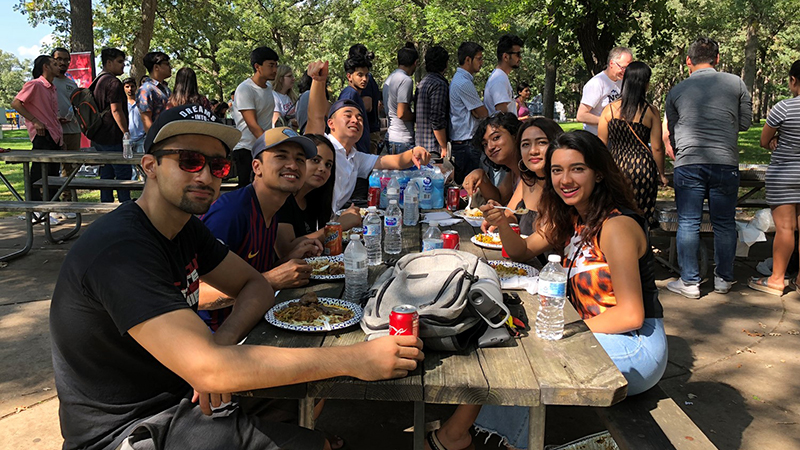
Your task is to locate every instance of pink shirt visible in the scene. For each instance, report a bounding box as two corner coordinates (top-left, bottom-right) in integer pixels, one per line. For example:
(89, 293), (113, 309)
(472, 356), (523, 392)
(15, 76), (63, 146)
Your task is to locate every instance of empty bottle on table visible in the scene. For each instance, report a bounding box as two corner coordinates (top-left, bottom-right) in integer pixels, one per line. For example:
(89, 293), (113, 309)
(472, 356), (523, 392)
(384, 200), (402, 254)
(422, 220), (443, 251)
(344, 234), (369, 303)
(536, 254), (567, 340)
(122, 132), (133, 159)
(363, 206), (383, 266)
(403, 180), (419, 226)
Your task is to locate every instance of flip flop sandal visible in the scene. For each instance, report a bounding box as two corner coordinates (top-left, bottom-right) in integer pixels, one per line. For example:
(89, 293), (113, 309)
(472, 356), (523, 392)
(747, 277), (785, 296)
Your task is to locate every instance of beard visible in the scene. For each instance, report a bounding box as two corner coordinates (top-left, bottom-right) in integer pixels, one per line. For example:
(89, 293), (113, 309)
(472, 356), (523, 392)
(177, 185), (216, 215)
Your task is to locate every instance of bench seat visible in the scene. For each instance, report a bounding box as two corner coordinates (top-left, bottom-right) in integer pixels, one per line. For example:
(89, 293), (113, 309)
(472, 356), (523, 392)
(33, 176), (238, 191)
(0, 201), (118, 214)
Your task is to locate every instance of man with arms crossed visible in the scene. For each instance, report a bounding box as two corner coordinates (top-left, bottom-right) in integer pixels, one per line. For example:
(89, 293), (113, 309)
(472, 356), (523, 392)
(484, 34), (523, 116)
(449, 42), (488, 184)
(231, 46), (278, 188)
(383, 43), (419, 154)
(305, 61), (431, 210)
(50, 104), (423, 450)
(576, 47), (633, 135)
(665, 37), (752, 299)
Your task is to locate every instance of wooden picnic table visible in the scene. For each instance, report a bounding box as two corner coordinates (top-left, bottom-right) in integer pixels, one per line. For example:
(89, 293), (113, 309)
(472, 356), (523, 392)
(240, 215), (628, 450)
(0, 149), (140, 262)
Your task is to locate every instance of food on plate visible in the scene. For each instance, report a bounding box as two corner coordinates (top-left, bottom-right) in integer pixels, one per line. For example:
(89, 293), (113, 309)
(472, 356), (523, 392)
(513, 208), (529, 215)
(344, 227), (364, 240)
(489, 262), (528, 278)
(274, 293), (354, 326)
(309, 259), (345, 275)
(475, 233), (502, 244)
(464, 207), (483, 218)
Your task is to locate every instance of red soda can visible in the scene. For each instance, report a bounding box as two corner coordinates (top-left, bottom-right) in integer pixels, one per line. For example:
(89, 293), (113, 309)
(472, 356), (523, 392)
(368, 187), (381, 207)
(501, 223), (521, 258)
(442, 230), (460, 250)
(324, 221), (343, 256)
(389, 304), (419, 337)
(446, 186), (460, 211)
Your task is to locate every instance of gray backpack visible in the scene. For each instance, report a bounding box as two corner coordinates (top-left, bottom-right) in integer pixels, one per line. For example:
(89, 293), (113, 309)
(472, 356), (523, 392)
(361, 249), (510, 351)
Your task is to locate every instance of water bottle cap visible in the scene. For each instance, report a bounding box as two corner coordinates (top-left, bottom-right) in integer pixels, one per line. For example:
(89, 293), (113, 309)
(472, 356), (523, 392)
(548, 254), (561, 263)
(429, 221), (438, 227)
(389, 200), (397, 204)
(350, 234), (360, 241)
(368, 206), (377, 212)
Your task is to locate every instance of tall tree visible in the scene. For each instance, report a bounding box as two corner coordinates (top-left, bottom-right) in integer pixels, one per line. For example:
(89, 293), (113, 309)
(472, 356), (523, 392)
(69, 0), (93, 53)
(0, 51), (29, 109)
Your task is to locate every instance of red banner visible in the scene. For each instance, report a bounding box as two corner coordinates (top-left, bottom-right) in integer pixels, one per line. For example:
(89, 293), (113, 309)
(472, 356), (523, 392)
(67, 52), (95, 88)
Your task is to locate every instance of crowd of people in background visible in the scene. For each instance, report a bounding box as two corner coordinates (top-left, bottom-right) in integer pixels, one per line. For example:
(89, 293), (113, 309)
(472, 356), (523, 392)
(9, 30), (800, 449)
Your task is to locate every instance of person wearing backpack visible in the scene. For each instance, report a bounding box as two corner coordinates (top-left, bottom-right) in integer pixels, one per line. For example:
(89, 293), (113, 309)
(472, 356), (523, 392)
(93, 48), (132, 203)
(11, 55), (63, 202)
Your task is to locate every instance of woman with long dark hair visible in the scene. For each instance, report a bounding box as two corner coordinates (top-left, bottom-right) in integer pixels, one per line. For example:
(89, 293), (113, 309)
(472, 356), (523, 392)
(597, 61), (667, 224)
(276, 134), (362, 248)
(167, 67), (212, 110)
(515, 82), (531, 118)
(425, 131), (667, 450)
(749, 60), (800, 296)
(461, 112), (522, 205)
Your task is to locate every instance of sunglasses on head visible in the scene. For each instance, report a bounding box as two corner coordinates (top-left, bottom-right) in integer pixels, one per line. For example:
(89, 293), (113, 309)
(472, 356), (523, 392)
(153, 149), (231, 178)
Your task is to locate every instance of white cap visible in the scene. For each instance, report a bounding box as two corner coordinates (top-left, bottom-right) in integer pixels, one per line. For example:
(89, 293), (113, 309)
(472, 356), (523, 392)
(389, 199), (398, 204)
(368, 206), (377, 212)
(548, 254), (561, 263)
(350, 234), (360, 241)
(430, 220), (439, 227)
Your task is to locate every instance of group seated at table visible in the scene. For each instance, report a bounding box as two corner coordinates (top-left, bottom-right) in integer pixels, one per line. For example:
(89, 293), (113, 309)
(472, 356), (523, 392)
(426, 131), (668, 450)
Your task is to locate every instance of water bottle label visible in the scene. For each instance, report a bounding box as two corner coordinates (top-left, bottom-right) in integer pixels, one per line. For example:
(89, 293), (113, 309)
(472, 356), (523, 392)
(538, 280), (566, 298)
(385, 217), (399, 227)
(420, 193), (431, 200)
(422, 240), (443, 251)
(363, 224), (381, 236)
(353, 260), (367, 270)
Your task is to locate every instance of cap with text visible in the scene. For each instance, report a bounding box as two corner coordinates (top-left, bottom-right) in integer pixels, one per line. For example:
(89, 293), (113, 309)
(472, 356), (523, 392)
(144, 104), (241, 154)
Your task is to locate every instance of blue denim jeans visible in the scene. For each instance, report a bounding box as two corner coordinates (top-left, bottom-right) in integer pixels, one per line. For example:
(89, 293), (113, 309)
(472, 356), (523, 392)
(674, 164), (739, 283)
(388, 141), (413, 155)
(94, 142), (132, 203)
(473, 318), (668, 449)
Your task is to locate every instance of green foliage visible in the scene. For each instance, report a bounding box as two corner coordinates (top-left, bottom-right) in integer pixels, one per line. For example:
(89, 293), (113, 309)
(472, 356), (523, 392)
(0, 51), (30, 110)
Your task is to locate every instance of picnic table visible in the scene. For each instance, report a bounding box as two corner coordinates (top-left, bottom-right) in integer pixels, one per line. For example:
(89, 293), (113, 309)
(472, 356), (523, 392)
(240, 216), (628, 449)
(0, 149), (139, 262)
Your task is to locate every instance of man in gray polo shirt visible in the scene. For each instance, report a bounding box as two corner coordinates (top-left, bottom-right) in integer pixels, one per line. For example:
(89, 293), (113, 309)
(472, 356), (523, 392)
(665, 37), (752, 299)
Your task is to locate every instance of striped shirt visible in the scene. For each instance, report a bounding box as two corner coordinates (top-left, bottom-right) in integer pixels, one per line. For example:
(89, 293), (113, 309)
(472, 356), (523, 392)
(766, 96), (800, 163)
(449, 68), (484, 141)
(199, 184), (279, 330)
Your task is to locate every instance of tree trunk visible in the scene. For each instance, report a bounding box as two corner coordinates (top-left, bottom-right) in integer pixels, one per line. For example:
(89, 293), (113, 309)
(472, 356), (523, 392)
(574, 10), (613, 76)
(130, 0), (158, 83)
(69, 0), (93, 70)
(742, 18), (759, 123)
(543, 32), (558, 119)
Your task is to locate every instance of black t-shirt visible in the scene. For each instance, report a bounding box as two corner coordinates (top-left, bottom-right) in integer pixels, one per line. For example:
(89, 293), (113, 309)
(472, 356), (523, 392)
(92, 72), (127, 145)
(50, 201), (228, 450)
(278, 195), (315, 238)
(363, 74), (381, 133)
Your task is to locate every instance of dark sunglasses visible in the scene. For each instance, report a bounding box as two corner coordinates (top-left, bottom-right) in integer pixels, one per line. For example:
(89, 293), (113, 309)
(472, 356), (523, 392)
(153, 149), (231, 178)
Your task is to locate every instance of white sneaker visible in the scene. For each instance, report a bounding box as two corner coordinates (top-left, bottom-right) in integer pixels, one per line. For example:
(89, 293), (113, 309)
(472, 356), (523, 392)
(56, 212), (77, 220)
(667, 279), (701, 299)
(714, 276), (736, 294)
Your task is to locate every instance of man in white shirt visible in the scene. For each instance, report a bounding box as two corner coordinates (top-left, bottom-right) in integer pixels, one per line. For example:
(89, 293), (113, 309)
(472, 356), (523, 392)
(304, 61), (431, 210)
(576, 47), (633, 135)
(231, 46), (278, 188)
(484, 34), (523, 116)
(383, 43), (419, 154)
(449, 42), (488, 184)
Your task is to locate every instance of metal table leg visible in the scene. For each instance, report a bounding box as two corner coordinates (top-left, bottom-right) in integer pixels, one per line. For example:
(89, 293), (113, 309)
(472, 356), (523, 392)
(0, 163), (35, 262)
(414, 401), (425, 450)
(298, 396), (315, 430)
(528, 403), (545, 450)
(42, 164), (83, 243)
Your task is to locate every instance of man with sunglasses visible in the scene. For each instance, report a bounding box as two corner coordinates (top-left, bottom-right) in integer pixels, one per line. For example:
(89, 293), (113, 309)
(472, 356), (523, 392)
(577, 46), (633, 135)
(198, 127), (324, 331)
(484, 34), (523, 116)
(137, 51), (172, 132)
(50, 103), (423, 450)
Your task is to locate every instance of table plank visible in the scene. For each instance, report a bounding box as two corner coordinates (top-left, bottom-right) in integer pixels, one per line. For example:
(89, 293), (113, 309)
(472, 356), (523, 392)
(0, 150), (138, 165)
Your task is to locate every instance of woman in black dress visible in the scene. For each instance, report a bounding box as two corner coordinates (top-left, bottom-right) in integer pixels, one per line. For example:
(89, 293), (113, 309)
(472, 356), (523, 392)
(598, 62), (668, 224)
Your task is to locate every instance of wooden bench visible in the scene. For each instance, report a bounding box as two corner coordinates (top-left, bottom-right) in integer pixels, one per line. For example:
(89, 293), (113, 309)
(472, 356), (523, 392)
(33, 176), (239, 191)
(595, 384), (717, 450)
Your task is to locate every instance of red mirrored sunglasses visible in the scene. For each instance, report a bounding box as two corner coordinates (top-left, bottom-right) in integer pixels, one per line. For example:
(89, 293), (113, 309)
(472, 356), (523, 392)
(153, 149), (231, 178)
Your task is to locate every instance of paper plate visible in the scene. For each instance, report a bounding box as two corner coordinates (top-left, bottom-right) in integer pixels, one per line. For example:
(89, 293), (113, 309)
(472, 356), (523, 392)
(470, 232), (529, 250)
(453, 209), (484, 227)
(266, 297), (363, 332)
(486, 260), (538, 281)
(336, 208), (383, 217)
(305, 255), (345, 280)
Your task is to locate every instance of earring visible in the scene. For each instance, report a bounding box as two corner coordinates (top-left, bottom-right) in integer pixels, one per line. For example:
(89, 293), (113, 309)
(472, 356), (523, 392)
(518, 159), (529, 173)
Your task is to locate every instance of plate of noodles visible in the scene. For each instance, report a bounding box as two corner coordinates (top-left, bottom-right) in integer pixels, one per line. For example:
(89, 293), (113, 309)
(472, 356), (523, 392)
(486, 260), (538, 281)
(266, 293), (362, 332)
(470, 232), (529, 250)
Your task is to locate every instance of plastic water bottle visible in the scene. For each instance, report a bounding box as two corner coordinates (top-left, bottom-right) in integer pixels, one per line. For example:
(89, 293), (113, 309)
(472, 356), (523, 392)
(386, 177), (400, 206)
(422, 221), (443, 251)
(369, 170), (381, 190)
(403, 180), (419, 226)
(122, 132), (133, 159)
(536, 254), (567, 340)
(363, 206), (383, 266)
(384, 200), (402, 254)
(431, 167), (445, 209)
(344, 234), (369, 303)
(419, 171), (434, 210)
(398, 172), (410, 208)
(379, 170), (391, 208)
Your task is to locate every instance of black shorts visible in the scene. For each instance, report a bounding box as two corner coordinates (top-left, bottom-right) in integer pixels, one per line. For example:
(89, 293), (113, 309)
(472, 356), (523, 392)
(114, 398), (325, 450)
